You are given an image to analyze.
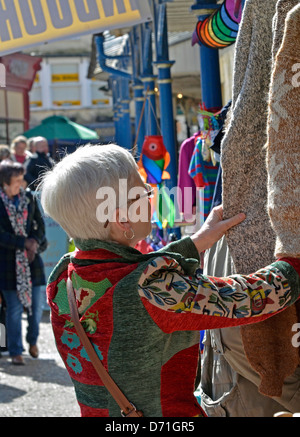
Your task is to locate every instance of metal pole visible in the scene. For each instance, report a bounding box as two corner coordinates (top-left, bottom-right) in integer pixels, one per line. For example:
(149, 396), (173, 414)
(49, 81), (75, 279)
(153, 2), (177, 188)
(111, 76), (120, 145)
(191, 0), (222, 109)
(130, 27), (145, 156)
(120, 76), (132, 149)
(153, 1), (180, 238)
(141, 22), (158, 136)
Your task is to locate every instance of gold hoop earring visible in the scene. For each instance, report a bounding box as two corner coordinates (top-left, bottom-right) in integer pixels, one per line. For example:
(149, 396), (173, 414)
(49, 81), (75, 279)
(124, 228), (135, 240)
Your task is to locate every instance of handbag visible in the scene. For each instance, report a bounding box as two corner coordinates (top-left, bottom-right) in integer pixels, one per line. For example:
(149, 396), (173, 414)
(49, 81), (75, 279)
(66, 278), (143, 417)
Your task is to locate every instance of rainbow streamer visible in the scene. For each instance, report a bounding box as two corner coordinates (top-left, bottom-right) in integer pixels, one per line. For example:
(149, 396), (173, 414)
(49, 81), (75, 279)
(192, 0), (245, 49)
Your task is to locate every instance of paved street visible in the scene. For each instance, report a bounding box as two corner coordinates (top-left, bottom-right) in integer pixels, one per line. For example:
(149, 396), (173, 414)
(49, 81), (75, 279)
(0, 310), (80, 417)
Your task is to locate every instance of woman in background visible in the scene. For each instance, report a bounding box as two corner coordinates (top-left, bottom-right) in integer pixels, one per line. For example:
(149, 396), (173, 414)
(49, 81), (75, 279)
(0, 161), (47, 365)
(10, 135), (32, 168)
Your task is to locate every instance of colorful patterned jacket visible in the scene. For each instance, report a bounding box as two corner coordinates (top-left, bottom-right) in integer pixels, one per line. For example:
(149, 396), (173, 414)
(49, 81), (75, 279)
(47, 237), (300, 417)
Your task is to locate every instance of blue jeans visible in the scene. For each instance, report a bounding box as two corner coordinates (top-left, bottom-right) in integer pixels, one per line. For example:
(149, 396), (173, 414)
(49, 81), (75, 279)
(1, 286), (43, 357)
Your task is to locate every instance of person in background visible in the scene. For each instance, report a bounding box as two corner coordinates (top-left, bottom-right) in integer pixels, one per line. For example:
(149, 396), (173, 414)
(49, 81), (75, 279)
(10, 135), (32, 168)
(0, 160), (47, 365)
(0, 145), (11, 162)
(27, 137), (38, 158)
(0, 145), (13, 356)
(25, 137), (54, 191)
(39, 144), (300, 417)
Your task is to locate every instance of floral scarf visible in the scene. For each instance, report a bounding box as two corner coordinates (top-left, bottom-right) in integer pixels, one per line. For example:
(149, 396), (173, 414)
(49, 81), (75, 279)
(0, 187), (32, 313)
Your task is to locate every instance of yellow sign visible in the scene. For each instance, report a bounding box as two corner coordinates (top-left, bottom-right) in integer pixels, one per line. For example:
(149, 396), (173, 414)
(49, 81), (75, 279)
(0, 0), (152, 56)
(53, 100), (81, 106)
(92, 98), (110, 105)
(52, 73), (79, 82)
(30, 100), (42, 107)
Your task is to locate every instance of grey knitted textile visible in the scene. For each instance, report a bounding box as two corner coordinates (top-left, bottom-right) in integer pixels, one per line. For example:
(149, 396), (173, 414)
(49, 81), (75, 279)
(266, 2), (300, 258)
(219, 0), (300, 398)
(272, 0), (300, 59)
(221, 0), (277, 274)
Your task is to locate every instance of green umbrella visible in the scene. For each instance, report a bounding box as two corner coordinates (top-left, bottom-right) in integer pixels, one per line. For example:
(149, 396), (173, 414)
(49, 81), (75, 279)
(23, 115), (99, 140)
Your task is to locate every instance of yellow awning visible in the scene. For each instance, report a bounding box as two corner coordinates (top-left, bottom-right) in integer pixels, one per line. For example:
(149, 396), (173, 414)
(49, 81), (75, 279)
(0, 0), (152, 56)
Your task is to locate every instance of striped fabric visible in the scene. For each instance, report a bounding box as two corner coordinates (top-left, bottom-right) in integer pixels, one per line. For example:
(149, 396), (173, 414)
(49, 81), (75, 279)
(188, 137), (219, 222)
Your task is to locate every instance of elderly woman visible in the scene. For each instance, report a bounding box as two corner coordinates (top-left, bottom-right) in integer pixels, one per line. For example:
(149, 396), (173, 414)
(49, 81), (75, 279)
(0, 161), (47, 365)
(10, 135), (32, 167)
(40, 144), (300, 417)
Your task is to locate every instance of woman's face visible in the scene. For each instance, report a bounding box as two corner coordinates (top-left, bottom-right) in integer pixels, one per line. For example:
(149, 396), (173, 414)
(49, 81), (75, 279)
(14, 142), (27, 156)
(5, 174), (24, 198)
(109, 173), (152, 247)
(126, 176), (153, 245)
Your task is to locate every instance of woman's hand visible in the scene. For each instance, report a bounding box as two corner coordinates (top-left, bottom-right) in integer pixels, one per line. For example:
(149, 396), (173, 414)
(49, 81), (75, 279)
(191, 205), (246, 253)
(25, 238), (39, 253)
(27, 250), (36, 264)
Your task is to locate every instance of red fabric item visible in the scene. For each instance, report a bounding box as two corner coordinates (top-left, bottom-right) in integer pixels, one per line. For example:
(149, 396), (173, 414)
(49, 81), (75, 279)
(141, 297), (282, 333)
(79, 403), (109, 417)
(15, 154), (26, 164)
(160, 344), (206, 417)
(135, 239), (154, 254)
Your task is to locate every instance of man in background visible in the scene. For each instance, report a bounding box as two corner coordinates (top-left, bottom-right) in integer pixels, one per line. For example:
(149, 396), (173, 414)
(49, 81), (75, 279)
(25, 137), (54, 191)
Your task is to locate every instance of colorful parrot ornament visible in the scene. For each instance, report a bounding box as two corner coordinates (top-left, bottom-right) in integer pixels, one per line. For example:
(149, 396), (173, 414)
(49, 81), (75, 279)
(137, 135), (175, 229)
(138, 135), (170, 184)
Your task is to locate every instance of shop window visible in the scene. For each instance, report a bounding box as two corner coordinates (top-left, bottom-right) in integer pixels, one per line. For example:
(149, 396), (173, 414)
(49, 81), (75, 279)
(30, 73), (42, 108)
(0, 120), (7, 142)
(52, 85), (81, 107)
(0, 90), (6, 118)
(7, 91), (24, 119)
(0, 89), (25, 144)
(8, 121), (25, 142)
(51, 62), (81, 107)
(90, 81), (111, 107)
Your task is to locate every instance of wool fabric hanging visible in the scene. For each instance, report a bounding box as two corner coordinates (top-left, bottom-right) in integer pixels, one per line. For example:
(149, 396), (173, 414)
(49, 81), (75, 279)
(266, 3), (300, 259)
(220, 0), (300, 399)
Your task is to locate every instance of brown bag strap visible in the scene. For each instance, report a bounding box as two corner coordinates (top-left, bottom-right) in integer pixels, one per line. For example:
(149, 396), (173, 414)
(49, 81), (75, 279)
(66, 278), (143, 417)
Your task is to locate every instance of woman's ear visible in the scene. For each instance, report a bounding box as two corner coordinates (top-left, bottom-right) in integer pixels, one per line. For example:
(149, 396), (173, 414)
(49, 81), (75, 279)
(109, 207), (135, 244)
(114, 207), (131, 232)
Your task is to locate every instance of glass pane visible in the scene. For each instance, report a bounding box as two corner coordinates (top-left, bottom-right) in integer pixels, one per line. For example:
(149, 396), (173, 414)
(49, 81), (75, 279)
(51, 63), (79, 82)
(30, 87), (42, 108)
(90, 82), (111, 107)
(8, 122), (25, 144)
(0, 90), (6, 118)
(0, 120), (8, 143)
(52, 85), (81, 106)
(7, 91), (24, 119)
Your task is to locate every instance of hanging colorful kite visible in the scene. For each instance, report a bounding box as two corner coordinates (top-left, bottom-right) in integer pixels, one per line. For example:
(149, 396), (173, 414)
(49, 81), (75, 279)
(192, 0), (245, 49)
(138, 135), (175, 229)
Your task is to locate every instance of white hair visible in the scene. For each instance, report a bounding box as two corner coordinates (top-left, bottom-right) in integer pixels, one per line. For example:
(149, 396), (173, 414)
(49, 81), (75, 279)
(39, 144), (139, 240)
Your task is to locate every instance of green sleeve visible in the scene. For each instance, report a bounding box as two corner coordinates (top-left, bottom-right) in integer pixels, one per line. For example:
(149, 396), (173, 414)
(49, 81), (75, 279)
(271, 261), (300, 304)
(158, 236), (200, 262)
